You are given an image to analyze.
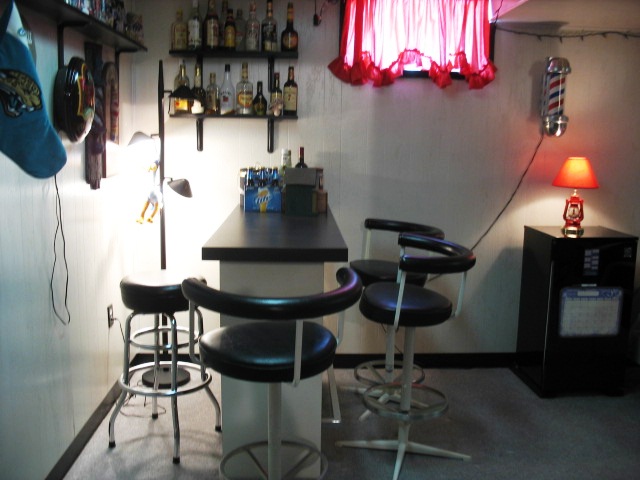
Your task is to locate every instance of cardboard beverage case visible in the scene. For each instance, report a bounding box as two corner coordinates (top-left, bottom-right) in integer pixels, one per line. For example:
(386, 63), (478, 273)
(244, 185), (282, 212)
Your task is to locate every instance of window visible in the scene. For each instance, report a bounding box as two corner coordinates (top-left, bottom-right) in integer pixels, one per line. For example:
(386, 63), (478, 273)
(328, 0), (497, 89)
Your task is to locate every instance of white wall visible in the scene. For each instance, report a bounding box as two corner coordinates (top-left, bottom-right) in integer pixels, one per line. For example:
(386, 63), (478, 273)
(1, 0), (638, 478)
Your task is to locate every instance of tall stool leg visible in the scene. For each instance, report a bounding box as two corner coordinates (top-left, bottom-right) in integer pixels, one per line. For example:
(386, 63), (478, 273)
(152, 313), (160, 419)
(169, 313), (181, 464)
(109, 312), (134, 448)
(268, 383), (282, 480)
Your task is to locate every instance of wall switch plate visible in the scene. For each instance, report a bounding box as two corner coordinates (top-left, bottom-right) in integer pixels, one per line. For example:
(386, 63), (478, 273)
(107, 305), (114, 328)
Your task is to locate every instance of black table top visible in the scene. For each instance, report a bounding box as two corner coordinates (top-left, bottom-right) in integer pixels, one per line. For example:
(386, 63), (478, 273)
(525, 226), (637, 240)
(202, 206), (348, 263)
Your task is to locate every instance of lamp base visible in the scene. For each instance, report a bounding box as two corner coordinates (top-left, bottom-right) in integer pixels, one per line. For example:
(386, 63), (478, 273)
(142, 366), (191, 389)
(561, 225), (584, 238)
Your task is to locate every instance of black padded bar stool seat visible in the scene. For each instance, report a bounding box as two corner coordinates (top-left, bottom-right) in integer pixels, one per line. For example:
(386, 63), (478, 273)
(360, 283), (452, 327)
(120, 270), (200, 313)
(200, 321), (336, 383)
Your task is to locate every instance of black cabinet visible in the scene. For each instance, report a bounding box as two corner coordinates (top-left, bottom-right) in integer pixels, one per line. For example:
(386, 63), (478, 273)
(514, 226), (637, 397)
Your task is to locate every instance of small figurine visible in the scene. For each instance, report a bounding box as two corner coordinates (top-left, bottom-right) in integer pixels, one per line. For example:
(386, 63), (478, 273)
(136, 159), (163, 223)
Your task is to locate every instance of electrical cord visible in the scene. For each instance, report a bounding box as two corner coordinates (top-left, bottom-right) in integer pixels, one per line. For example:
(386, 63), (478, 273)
(50, 174), (71, 325)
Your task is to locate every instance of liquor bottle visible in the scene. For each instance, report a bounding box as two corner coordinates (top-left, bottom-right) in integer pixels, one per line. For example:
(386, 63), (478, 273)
(261, 0), (277, 52)
(173, 60), (191, 113)
(220, 1), (228, 46)
(245, 1), (260, 52)
(192, 62), (207, 112)
(235, 8), (246, 51)
(171, 9), (188, 50)
(223, 8), (236, 50)
(187, 0), (202, 50)
(283, 66), (298, 116)
(295, 146), (307, 168)
(220, 63), (235, 115)
(269, 72), (283, 116)
(281, 2), (298, 52)
(203, 0), (220, 50)
(206, 72), (220, 115)
(236, 62), (253, 115)
(252, 81), (267, 116)
(174, 60), (191, 89)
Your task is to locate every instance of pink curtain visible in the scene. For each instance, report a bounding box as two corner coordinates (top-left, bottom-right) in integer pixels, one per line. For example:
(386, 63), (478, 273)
(328, 0), (497, 89)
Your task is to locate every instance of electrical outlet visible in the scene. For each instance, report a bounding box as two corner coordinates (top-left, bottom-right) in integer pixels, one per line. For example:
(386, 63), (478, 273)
(107, 304), (115, 328)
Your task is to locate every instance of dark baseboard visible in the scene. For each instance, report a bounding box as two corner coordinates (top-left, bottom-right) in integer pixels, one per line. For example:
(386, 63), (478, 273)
(45, 380), (121, 480)
(45, 352), (514, 479)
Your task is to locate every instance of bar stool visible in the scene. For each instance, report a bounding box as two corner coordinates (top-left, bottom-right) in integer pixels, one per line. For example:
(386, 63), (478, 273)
(337, 234), (476, 480)
(181, 267), (362, 480)
(350, 219), (445, 393)
(108, 270), (221, 464)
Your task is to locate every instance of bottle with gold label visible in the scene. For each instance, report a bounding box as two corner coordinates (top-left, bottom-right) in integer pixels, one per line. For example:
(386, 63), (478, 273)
(203, 0), (220, 50)
(252, 81), (267, 116)
(171, 9), (188, 50)
(236, 62), (253, 115)
(281, 2), (298, 52)
(172, 60), (191, 113)
(206, 72), (220, 115)
(283, 66), (298, 116)
(223, 8), (236, 50)
(269, 72), (283, 116)
(192, 62), (207, 113)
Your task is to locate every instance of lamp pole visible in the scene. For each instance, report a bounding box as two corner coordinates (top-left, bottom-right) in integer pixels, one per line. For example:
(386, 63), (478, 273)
(158, 59), (167, 270)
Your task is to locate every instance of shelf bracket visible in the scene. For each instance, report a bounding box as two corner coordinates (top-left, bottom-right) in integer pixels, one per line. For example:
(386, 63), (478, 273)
(267, 117), (275, 153)
(57, 21), (88, 68)
(196, 117), (204, 152)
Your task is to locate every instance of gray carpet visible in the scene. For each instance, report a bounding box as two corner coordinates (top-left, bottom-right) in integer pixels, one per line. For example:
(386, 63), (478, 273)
(64, 368), (640, 480)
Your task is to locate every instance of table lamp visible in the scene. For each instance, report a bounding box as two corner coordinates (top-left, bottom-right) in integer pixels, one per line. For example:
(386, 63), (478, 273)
(552, 156), (599, 237)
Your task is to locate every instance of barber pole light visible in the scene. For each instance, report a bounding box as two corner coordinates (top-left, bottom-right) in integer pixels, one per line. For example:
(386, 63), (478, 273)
(541, 57), (571, 137)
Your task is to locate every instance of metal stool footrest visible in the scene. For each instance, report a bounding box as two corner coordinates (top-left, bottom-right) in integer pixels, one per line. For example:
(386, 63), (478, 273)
(362, 382), (448, 422)
(119, 361), (212, 398)
(220, 439), (328, 480)
(131, 324), (199, 351)
(354, 359), (426, 387)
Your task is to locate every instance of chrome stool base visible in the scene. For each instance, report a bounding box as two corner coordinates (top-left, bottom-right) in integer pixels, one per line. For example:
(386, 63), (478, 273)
(220, 439), (328, 480)
(354, 359), (426, 387)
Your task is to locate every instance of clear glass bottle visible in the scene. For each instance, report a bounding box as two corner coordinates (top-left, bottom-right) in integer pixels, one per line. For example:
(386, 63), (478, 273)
(173, 60), (191, 113)
(171, 8), (188, 50)
(192, 62), (207, 112)
(235, 8), (246, 51)
(269, 71), (283, 116)
(174, 59), (191, 89)
(261, 0), (277, 52)
(245, 1), (260, 52)
(220, 63), (235, 115)
(283, 66), (298, 116)
(206, 72), (220, 115)
(203, 0), (220, 50)
(187, 0), (202, 50)
(223, 8), (236, 50)
(252, 80), (267, 116)
(281, 2), (298, 52)
(236, 62), (253, 115)
(295, 146), (307, 168)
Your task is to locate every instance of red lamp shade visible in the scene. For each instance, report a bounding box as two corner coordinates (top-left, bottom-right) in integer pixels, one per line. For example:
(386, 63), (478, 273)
(552, 157), (599, 237)
(552, 156), (599, 189)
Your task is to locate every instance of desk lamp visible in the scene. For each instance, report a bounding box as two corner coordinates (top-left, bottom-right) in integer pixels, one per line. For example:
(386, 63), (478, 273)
(552, 156), (599, 237)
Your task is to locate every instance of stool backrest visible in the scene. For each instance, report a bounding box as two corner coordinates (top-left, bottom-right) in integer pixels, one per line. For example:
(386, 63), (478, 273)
(182, 267), (362, 321)
(362, 218), (444, 259)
